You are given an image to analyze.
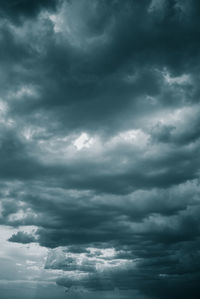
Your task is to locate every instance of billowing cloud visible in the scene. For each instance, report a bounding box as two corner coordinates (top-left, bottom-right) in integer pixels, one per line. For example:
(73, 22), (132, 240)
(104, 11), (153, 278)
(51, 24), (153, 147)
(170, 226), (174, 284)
(0, 0), (200, 298)
(8, 231), (37, 244)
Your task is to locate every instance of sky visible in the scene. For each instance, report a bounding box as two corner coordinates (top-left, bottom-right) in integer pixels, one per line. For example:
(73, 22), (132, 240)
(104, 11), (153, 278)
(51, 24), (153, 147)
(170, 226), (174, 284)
(0, 0), (200, 298)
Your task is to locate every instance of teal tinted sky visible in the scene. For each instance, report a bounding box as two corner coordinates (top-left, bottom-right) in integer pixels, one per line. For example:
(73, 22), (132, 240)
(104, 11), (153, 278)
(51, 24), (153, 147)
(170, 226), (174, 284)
(0, 1), (200, 298)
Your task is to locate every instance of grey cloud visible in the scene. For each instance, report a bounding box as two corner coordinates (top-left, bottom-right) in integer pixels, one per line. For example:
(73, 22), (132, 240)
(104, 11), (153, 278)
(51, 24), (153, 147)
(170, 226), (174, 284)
(1, 1), (200, 298)
(1, 0), (199, 134)
(0, 0), (59, 23)
(151, 109), (200, 145)
(5, 180), (200, 250)
(56, 256), (200, 298)
(1, 115), (199, 194)
(8, 231), (37, 244)
(45, 248), (96, 272)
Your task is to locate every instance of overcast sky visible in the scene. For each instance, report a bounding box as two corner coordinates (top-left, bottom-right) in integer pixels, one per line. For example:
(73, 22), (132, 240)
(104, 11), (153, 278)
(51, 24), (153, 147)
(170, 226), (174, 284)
(0, 0), (200, 298)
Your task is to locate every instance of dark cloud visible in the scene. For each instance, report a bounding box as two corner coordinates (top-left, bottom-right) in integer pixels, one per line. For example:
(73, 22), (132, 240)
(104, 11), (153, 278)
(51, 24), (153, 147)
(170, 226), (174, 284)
(0, 0), (59, 23)
(1, 0), (199, 133)
(8, 231), (37, 244)
(1, 0), (200, 298)
(56, 250), (200, 298)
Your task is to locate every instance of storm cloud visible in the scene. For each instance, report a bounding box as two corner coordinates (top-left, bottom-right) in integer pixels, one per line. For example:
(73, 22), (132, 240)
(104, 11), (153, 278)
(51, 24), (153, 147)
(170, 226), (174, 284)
(1, 0), (200, 298)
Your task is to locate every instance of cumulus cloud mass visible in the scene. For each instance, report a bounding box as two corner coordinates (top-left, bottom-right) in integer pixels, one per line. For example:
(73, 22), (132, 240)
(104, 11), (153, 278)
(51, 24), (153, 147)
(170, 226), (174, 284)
(0, 1), (200, 298)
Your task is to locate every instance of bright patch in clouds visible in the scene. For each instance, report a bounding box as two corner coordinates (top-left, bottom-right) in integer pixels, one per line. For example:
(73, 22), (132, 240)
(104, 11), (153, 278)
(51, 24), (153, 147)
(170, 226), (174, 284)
(163, 71), (191, 85)
(74, 133), (94, 150)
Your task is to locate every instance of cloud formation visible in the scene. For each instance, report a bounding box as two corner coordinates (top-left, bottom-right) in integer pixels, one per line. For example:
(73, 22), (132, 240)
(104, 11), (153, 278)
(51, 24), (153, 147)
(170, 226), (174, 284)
(0, 0), (200, 298)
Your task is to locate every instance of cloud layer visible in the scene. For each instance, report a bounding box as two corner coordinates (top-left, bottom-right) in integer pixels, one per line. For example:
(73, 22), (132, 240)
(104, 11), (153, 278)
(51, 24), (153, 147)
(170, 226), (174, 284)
(1, 0), (200, 298)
